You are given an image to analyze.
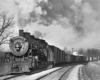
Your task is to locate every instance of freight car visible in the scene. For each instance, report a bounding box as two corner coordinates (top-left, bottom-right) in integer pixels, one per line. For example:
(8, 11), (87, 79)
(2, 30), (88, 74)
(49, 46), (88, 65)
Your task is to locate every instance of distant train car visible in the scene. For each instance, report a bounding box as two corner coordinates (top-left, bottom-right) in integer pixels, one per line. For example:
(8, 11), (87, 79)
(50, 45), (88, 65)
(50, 46), (75, 65)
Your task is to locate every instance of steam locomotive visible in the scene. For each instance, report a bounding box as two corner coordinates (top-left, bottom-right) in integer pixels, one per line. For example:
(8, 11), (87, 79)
(3, 30), (88, 74)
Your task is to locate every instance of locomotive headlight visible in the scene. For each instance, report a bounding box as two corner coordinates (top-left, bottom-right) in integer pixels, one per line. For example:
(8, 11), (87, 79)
(9, 36), (29, 56)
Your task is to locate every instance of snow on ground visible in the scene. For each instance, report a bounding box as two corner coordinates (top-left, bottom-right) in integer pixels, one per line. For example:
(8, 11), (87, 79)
(9, 67), (61, 80)
(66, 65), (83, 80)
(0, 75), (14, 80)
(78, 65), (85, 80)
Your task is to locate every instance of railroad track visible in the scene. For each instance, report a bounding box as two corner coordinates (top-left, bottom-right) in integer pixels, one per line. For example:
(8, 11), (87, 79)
(0, 63), (85, 80)
(6, 66), (74, 80)
(37, 66), (74, 80)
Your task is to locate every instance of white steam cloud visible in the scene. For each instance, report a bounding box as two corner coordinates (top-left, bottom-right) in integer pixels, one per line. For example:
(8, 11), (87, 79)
(1, 0), (100, 51)
(15, 0), (100, 50)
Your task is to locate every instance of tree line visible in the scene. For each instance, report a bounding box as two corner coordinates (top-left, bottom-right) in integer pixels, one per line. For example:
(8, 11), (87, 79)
(78, 48), (100, 61)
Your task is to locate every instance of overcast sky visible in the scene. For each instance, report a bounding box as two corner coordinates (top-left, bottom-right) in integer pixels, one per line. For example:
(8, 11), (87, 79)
(0, 0), (100, 51)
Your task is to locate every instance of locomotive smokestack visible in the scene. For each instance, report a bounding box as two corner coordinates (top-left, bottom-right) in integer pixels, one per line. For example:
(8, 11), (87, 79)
(19, 30), (24, 37)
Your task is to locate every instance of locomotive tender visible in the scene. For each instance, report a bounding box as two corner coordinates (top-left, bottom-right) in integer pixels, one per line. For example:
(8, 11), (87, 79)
(3, 30), (87, 74)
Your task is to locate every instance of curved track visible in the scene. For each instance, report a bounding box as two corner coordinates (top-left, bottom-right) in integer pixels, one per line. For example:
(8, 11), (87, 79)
(37, 66), (74, 80)
(0, 64), (84, 80)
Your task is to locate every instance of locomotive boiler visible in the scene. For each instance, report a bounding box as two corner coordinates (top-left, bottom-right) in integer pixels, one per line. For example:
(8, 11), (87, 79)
(4, 30), (54, 73)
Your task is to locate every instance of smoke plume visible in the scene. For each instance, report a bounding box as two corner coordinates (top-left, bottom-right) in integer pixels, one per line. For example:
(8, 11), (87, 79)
(1, 0), (100, 50)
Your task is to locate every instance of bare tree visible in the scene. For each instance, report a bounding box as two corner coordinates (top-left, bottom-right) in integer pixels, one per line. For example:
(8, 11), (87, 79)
(0, 12), (14, 45)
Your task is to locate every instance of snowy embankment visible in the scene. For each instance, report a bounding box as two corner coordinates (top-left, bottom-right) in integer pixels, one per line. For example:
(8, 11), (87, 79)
(79, 61), (100, 80)
(66, 65), (83, 80)
(9, 67), (61, 80)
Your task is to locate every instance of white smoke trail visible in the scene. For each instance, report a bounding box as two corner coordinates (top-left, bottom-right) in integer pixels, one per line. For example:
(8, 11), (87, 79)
(15, 0), (100, 50)
(1, 0), (100, 51)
